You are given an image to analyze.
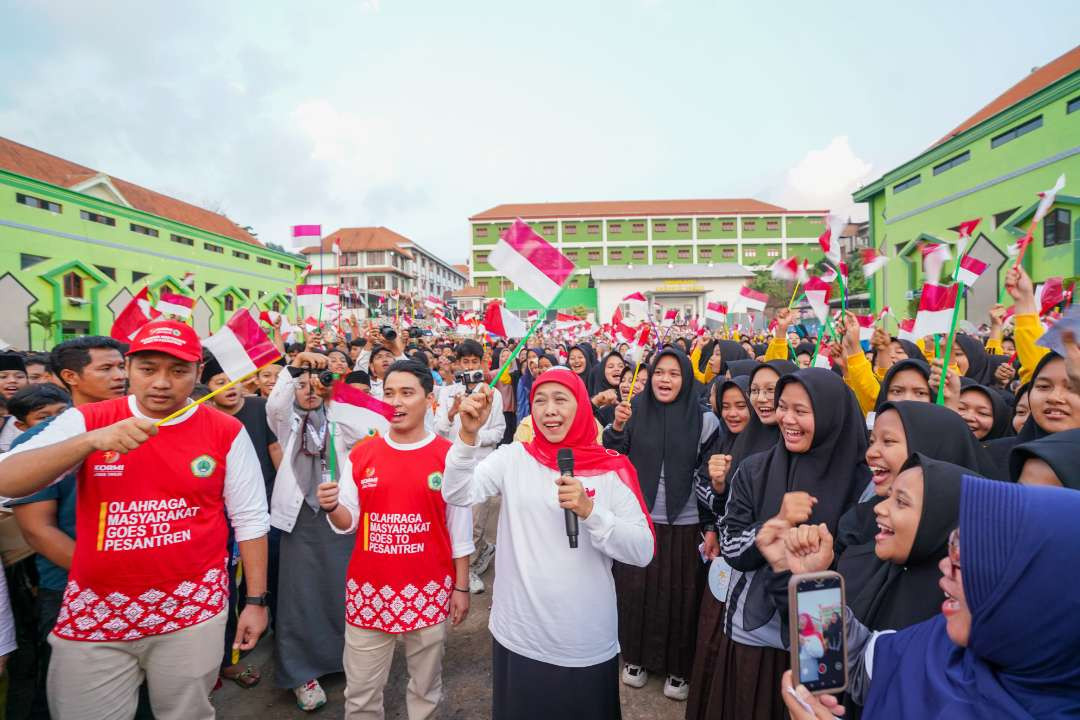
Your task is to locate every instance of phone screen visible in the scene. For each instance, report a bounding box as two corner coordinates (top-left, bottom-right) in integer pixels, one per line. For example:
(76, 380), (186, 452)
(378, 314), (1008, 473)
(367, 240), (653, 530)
(793, 574), (846, 693)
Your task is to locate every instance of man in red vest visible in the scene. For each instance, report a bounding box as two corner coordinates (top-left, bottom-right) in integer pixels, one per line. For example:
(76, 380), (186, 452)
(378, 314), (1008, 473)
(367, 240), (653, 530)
(0, 320), (270, 720)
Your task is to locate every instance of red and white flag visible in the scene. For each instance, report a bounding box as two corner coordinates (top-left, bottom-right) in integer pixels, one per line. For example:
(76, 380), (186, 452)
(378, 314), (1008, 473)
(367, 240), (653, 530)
(661, 309), (678, 327)
(489, 219), (575, 307)
(956, 255), (988, 287)
(954, 218), (982, 256)
(202, 310), (280, 380)
(626, 324), (651, 364)
(770, 257), (810, 283)
(803, 277), (832, 323)
(860, 248), (889, 277)
(854, 314), (876, 342)
(912, 284), (959, 339)
(432, 310), (454, 330)
(705, 301), (728, 323)
(1033, 174), (1066, 224)
(110, 287), (161, 341)
(736, 286), (769, 312)
(897, 317), (917, 342)
(921, 243), (951, 283)
(156, 291), (195, 319)
(526, 310), (540, 323)
(296, 284), (340, 314)
(483, 301), (527, 339)
(181, 272), (196, 288)
(555, 312), (583, 331)
(330, 381), (393, 437)
(817, 214), (845, 266)
(291, 224), (321, 250)
(332, 236), (342, 259)
(1035, 277), (1065, 315)
(424, 295), (446, 311)
(622, 291), (649, 318)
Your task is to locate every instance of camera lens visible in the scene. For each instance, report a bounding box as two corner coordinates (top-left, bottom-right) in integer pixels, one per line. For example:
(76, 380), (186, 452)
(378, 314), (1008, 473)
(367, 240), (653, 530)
(318, 370), (336, 386)
(380, 326), (398, 341)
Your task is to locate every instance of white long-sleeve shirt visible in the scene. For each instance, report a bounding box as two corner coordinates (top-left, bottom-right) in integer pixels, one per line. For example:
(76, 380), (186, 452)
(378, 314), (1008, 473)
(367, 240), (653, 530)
(434, 384), (505, 460)
(443, 440), (653, 667)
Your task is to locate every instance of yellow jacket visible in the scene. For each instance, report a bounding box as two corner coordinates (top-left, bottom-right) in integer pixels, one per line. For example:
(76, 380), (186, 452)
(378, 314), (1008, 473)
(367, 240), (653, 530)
(845, 352), (880, 417)
(1014, 313), (1050, 385)
(764, 338), (790, 363)
(689, 346), (718, 385)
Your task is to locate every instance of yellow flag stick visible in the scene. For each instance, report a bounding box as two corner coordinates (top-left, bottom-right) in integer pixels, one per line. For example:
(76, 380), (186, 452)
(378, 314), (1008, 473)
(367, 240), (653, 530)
(154, 356), (282, 427)
(626, 361), (643, 403)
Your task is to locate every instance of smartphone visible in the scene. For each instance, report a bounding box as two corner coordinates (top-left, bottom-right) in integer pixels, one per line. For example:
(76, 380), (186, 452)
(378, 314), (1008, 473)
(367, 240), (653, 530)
(788, 571), (848, 695)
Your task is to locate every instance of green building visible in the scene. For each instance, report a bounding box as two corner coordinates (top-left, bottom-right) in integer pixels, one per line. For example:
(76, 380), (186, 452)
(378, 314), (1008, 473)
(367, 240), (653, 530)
(468, 199), (828, 316)
(0, 137), (306, 349)
(854, 45), (1080, 322)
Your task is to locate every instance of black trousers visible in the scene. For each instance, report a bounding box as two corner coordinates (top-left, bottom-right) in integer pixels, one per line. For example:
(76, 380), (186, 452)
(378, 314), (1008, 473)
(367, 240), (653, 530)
(491, 638), (621, 720)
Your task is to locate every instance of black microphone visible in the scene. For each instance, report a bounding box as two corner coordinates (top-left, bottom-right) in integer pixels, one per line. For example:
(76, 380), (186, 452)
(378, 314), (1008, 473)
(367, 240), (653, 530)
(557, 449), (579, 549)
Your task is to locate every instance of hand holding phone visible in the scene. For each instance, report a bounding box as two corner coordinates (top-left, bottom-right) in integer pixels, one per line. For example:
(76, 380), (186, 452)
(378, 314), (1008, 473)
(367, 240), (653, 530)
(788, 571), (848, 696)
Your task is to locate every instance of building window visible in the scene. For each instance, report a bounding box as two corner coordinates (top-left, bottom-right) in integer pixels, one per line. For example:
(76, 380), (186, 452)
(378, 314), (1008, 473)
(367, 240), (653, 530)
(170, 233), (194, 246)
(369, 276), (386, 290)
(676, 222), (689, 233)
(542, 225), (555, 235)
(677, 249), (690, 259)
(272, 301), (281, 312)
(609, 223), (622, 233)
(893, 175), (922, 193)
(257, 257), (271, 265)
(744, 248), (756, 257)
(699, 221), (712, 232)
(609, 249), (624, 260)
(132, 271), (148, 283)
(79, 210), (115, 226)
(63, 272), (83, 298)
(239, 288), (249, 298)
(16, 192), (61, 213)
(722, 248), (736, 259)
(587, 224), (599, 235)
(20, 253), (48, 269)
(699, 247), (712, 258)
(475, 227), (488, 237)
(476, 252), (489, 264)
(366, 251), (383, 265)
(1068, 96), (1080, 114)
(743, 220), (756, 230)
(205, 242), (223, 253)
(990, 115), (1043, 148)
(587, 250), (601, 261)
(564, 224), (577, 235)
(991, 207), (1020, 229)
(767, 248), (781, 257)
(654, 222), (667, 232)
(205, 282), (217, 292)
(129, 223), (158, 237)
(721, 221), (735, 231)
(933, 151), (970, 176)
(654, 248), (669, 260)
(341, 252), (357, 266)
(765, 220), (778, 231)
(95, 265), (116, 280)
(632, 249), (646, 260)
(632, 222), (645, 232)
(277, 262), (290, 270)
(223, 295), (235, 312)
(1044, 208), (1071, 247)
(233, 250), (249, 260)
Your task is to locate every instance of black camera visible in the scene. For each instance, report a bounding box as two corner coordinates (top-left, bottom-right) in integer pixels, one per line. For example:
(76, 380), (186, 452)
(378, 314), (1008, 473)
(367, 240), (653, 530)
(317, 370), (336, 386)
(454, 370), (484, 387)
(380, 325), (397, 342)
(408, 326), (423, 339)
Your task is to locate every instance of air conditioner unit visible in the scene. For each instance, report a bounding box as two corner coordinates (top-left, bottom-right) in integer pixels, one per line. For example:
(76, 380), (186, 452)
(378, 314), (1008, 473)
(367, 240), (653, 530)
(66, 297), (90, 306)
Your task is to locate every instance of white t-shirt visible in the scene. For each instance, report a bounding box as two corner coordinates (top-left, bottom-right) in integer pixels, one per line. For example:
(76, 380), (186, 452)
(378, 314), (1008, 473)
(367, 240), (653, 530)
(443, 441), (653, 667)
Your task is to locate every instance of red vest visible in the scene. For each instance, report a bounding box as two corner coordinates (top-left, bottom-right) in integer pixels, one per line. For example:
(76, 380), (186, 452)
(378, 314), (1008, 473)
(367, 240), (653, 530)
(55, 397), (240, 642)
(345, 435), (454, 633)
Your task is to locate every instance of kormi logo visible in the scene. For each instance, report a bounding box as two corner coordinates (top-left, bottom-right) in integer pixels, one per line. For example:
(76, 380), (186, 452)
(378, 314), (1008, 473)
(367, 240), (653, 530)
(102, 450), (120, 464)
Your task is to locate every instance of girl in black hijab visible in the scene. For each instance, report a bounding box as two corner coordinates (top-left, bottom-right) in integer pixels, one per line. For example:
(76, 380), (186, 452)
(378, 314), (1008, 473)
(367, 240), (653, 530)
(566, 343), (595, 386)
(713, 369), (868, 720)
(726, 359), (759, 378)
(588, 350), (624, 397)
(602, 347), (718, 700)
(957, 381), (1014, 442)
(953, 332), (1009, 387)
(873, 357), (932, 412)
(1010, 428), (1080, 489)
(1011, 381), (1032, 435)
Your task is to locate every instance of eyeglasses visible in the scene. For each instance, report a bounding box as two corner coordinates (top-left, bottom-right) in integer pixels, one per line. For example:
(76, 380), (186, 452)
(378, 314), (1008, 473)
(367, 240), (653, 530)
(947, 528), (961, 577)
(749, 387), (776, 398)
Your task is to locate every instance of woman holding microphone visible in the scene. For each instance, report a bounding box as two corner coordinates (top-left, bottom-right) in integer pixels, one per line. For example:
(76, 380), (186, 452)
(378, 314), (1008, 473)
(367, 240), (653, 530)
(443, 369), (654, 720)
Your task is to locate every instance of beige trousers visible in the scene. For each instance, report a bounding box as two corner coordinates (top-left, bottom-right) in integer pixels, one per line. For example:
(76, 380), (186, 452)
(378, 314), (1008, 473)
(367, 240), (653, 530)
(343, 621), (448, 720)
(47, 609), (226, 720)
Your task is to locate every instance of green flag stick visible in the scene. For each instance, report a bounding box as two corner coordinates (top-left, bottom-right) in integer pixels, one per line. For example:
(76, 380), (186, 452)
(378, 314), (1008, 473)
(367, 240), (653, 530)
(328, 420), (338, 483)
(935, 287), (966, 406)
(489, 309), (548, 388)
(810, 323), (826, 367)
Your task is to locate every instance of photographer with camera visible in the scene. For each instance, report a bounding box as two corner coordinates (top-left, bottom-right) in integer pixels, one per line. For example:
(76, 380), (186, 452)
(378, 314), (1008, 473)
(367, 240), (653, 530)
(434, 340), (505, 594)
(351, 324), (407, 400)
(264, 350), (355, 711)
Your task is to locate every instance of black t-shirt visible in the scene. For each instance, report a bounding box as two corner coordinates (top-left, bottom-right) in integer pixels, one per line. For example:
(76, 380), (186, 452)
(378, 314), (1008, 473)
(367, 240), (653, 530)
(232, 396), (278, 498)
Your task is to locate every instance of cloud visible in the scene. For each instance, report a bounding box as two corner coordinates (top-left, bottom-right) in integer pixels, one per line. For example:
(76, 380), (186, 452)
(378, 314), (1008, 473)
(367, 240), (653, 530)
(777, 136), (873, 221)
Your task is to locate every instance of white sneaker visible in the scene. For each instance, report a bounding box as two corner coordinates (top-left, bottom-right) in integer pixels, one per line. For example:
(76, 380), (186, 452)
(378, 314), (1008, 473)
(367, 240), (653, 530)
(469, 568), (485, 594)
(621, 663), (647, 688)
(471, 543), (496, 576)
(294, 679), (327, 712)
(664, 675), (689, 701)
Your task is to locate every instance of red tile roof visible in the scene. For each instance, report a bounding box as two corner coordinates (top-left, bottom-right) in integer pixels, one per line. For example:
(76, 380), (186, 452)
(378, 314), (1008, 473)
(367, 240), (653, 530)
(303, 227), (414, 258)
(452, 263), (470, 277)
(469, 199), (822, 221)
(933, 44), (1080, 147)
(0, 136), (263, 246)
(452, 286), (486, 298)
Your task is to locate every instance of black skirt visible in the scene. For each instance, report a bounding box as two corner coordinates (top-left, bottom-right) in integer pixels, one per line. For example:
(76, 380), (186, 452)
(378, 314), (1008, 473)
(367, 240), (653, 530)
(692, 628), (789, 720)
(492, 638), (621, 720)
(685, 586), (725, 720)
(613, 522), (703, 678)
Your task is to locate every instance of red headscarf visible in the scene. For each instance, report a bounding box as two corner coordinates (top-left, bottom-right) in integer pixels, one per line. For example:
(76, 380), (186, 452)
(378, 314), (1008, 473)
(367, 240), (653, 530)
(522, 368), (655, 547)
(799, 612), (823, 642)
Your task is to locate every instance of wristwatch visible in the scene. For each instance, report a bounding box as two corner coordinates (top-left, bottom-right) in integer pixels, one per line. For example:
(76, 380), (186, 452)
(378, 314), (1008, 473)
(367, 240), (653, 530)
(244, 593), (271, 607)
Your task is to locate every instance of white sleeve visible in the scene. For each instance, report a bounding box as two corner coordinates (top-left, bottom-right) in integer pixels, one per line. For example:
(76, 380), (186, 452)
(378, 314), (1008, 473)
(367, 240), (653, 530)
(476, 396), (506, 448)
(442, 440), (506, 506)
(0, 408), (87, 501)
(265, 369), (296, 439)
(330, 457), (361, 535)
(354, 349), (371, 372)
(433, 386), (460, 439)
(446, 504), (474, 559)
(223, 427), (271, 542)
(580, 474), (654, 567)
(0, 565), (14, 656)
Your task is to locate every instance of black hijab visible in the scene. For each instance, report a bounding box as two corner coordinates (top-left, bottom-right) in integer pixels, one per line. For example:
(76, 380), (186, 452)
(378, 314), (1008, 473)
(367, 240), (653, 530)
(959, 381), (1014, 442)
(712, 376), (751, 456)
(985, 352), (1060, 476)
(1008, 429), (1080, 489)
(794, 341), (816, 362)
(699, 340), (750, 376)
(728, 361), (794, 472)
(873, 358), (931, 412)
(726, 359), (759, 378)
(849, 454), (963, 631)
(569, 343), (596, 385)
(741, 368), (870, 631)
(627, 347), (704, 521)
(955, 332), (1007, 387)
(895, 339), (923, 360)
(589, 350), (624, 396)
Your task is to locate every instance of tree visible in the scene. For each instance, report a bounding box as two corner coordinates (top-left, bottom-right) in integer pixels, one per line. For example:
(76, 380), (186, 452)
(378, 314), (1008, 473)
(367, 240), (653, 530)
(26, 309), (59, 350)
(567, 304), (590, 319)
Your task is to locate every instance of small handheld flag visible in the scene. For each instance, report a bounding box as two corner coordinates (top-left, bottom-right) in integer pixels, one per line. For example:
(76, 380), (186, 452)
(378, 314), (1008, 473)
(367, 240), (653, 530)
(156, 291), (195, 320)
(111, 287), (161, 341)
(489, 219), (575, 308)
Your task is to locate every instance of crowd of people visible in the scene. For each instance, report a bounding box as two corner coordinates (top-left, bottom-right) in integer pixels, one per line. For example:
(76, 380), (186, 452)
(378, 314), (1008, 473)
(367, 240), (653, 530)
(0, 259), (1076, 719)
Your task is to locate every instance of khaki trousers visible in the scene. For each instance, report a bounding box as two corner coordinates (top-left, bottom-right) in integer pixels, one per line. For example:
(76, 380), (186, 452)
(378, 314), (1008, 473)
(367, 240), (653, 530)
(47, 609), (226, 720)
(343, 620), (448, 720)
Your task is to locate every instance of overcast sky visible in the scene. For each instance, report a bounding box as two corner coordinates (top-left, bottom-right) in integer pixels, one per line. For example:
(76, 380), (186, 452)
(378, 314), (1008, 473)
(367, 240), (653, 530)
(2, 1), (1077, 264)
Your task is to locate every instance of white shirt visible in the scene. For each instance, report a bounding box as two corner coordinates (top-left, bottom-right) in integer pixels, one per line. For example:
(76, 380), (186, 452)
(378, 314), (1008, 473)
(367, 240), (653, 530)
(329, 432), (474, 559)
(0, 564), (14, 656)
(0, 397), (269, 542)
(443, 441), (653, 667)
(434, 384), (505, 460)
